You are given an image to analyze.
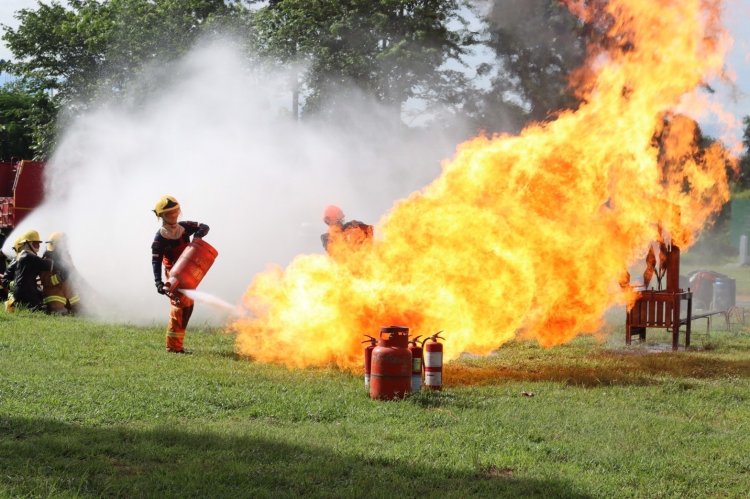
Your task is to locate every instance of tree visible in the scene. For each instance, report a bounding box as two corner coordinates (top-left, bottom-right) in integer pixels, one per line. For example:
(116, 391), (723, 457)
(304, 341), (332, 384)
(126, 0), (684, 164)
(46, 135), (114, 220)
(2, 0), (241, 156)
(740, 116), (750, 189)
(473, 0), (621, 133)
(251, 0), (471, 120)
(0, 85), (35, 160)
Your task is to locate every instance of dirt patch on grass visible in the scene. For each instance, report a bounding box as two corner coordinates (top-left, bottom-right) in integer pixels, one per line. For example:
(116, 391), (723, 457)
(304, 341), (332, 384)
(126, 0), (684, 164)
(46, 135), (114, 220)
(445, 364), (656, 387)
(444, 350), (750, 387)
(478, 464), (514, 479)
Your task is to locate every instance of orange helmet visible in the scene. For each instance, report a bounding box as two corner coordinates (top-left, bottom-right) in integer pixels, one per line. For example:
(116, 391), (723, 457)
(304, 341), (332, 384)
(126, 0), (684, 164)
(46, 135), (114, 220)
(323, 205), (344, 225)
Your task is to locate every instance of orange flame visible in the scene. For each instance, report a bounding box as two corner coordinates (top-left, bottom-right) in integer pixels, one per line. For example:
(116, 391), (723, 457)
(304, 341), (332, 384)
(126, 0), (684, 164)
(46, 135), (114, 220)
(232, 0), (737, 368)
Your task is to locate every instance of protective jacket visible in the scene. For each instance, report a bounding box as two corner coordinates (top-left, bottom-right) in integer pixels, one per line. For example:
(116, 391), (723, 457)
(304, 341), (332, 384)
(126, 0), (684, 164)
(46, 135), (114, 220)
(151, 221), (209, 283)
(7, 250), (53, 310)
(41, 249), (81, 314)
(321, 220), (373, 254)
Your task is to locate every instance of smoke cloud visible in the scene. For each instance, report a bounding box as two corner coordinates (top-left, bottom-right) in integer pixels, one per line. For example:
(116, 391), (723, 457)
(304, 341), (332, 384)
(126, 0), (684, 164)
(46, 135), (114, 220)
(2, 40), (473, 324)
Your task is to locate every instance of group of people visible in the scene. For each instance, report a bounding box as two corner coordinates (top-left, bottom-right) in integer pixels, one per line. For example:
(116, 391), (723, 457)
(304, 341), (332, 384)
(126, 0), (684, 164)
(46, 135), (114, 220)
(3, 197), (372, 358)
(0, 229), (80, 314)
(150, 197), (373, 355)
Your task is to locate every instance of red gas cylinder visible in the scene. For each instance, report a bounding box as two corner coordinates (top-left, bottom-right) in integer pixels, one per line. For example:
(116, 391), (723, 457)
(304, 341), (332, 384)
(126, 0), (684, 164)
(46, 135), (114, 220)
(165, 238), (219, 292)
(370, 326), (411, 400)
(362, 335), (377, 389)
(408, 335), (423, 393)
(423, 332), (444, 391)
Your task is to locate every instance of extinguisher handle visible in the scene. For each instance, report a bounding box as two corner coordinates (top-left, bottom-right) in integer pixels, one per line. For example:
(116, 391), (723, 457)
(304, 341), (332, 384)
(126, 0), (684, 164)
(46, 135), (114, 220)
(422, 331), (445, 346)
(362, 335), (376, 344)
(408, 335), (422, 346)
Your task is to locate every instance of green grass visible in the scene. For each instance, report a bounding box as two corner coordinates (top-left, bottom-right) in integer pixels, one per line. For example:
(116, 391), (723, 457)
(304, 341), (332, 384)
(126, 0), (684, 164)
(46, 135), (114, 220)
(1, 311), (750, 497)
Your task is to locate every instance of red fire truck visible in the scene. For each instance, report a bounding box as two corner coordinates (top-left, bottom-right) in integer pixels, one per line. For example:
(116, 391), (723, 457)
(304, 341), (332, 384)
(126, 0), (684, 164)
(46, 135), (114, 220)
(0, 160), (45, 233)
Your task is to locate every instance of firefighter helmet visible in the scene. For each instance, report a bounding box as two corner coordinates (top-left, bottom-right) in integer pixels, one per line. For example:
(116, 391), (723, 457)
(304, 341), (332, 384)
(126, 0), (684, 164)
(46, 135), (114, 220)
(153, 195), (180, 217)
(46, 231), (65, 252)
(12, 236), (24, 253)
(323, 205), (344, 225)
(15, 229), (42, 251)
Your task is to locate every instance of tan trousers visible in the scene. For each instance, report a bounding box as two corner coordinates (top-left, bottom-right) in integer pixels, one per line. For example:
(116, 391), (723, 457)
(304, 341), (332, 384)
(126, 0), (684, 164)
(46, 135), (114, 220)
(41, 273), (81, 314)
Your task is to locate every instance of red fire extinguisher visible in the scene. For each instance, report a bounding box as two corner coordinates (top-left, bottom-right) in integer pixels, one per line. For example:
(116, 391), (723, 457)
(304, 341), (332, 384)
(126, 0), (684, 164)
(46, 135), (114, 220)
(408, 335), (423, 393)
(423, 332), (444, 391)
(362, 335), (377, 389)
(164, 238), (219, 306)
(370, 326), (411, 400)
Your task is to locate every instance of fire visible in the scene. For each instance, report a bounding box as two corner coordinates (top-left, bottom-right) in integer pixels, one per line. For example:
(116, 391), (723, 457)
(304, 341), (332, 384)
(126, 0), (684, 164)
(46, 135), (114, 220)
(232, 0), (737, 368)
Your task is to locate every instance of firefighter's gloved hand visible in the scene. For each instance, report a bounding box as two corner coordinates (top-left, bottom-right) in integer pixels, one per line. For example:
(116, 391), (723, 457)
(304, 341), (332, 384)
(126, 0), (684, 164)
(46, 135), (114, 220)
(155, 281), (166, 295)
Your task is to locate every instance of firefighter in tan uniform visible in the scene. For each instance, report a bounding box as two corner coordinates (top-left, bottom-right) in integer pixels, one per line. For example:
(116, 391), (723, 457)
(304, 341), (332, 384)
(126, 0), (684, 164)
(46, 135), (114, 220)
(40, 232), (81, 314)
(151, 195), (209, 354)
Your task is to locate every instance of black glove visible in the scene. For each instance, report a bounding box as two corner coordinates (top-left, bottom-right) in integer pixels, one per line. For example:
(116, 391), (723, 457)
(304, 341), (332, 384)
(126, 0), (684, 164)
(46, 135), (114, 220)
(155, 281), (166, 295)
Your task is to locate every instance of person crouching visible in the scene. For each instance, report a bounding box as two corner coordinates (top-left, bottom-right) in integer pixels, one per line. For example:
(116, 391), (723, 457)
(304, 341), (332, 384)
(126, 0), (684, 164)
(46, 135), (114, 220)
(4, 230), (53, 312)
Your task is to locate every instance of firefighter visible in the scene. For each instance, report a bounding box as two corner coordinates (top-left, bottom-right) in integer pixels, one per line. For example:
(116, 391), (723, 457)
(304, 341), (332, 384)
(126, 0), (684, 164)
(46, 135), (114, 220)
(40, 231), (81, 314)
(0, 230), (8, 302)
(320, 205), (373, 256)
(2, 236), (23, 312)
(151, 195), (209, 354)
(2, 229), (53, 311)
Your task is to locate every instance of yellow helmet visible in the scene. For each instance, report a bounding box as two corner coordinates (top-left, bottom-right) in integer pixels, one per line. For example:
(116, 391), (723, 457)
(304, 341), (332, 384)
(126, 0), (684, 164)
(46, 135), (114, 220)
(153, 195), (180, 217)
(12, 235), (24, 253)
(46, 231), (65, 252)
(15, 229), (42, 251)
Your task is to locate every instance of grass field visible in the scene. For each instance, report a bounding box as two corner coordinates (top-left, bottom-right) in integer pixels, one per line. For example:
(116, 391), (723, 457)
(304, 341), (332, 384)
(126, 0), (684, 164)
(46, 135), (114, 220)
(1, 309), (749, 498)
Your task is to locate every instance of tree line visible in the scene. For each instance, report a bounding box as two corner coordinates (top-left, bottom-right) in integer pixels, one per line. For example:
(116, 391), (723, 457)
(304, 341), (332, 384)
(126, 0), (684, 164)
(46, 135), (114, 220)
(0, 0), (748, 188)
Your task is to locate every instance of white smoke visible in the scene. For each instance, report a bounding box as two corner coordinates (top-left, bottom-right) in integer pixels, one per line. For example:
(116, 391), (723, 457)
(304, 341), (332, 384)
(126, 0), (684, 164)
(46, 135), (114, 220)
(3, 40), (472, 325)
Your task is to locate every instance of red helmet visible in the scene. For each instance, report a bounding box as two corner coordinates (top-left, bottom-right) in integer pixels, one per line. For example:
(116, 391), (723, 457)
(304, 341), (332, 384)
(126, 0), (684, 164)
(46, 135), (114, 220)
(323, 205), (344, 225)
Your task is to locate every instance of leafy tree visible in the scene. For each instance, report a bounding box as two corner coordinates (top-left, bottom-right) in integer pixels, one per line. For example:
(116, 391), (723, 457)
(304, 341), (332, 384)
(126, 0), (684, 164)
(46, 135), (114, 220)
(0, 85), (35, 160)
(473, 0), (623, 133)
(740, 116), (750, 189)
(251, 0), (471, 120)
(2, 0), (241, 155)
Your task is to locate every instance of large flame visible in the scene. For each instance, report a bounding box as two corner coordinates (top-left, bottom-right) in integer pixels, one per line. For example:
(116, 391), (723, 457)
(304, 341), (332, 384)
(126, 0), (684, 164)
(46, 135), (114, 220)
(232, 0), (737, 368)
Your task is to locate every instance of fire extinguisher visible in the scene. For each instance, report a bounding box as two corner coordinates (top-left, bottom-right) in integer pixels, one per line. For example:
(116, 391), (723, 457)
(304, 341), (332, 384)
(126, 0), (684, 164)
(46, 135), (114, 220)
(362, 335), (377, 389)
(422, 332), (444, 391)
(408, 336), (423, 393)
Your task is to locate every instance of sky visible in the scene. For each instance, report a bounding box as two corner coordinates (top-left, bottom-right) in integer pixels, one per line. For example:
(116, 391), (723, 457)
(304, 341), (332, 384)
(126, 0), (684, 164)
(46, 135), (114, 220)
(0, 0), (30, 61)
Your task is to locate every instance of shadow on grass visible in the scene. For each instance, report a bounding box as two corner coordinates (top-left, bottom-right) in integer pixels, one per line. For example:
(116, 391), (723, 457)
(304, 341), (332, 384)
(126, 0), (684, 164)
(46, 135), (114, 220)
(446, 352), (750, 388)
(0, 416), (590, 499)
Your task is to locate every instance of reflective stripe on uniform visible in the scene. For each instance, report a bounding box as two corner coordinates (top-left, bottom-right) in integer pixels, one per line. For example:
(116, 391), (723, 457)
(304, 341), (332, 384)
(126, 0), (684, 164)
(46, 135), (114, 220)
(43, 295), (67, 305)
(68, 295), (81, 304)
(50, 275), (61, 286)
(166, 331), (185, 338)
